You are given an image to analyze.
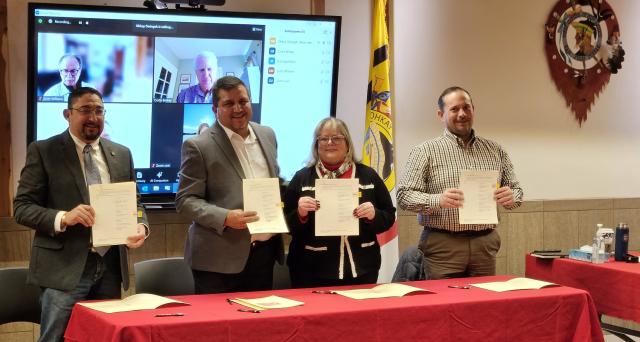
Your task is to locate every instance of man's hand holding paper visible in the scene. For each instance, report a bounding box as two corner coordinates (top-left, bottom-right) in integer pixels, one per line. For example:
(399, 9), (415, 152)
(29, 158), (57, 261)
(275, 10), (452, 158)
(62, 204), (96, 228)
(242, 178), (289, 234)
(126, 224), (147, 249)
(494, 186), (515, 207)
(439, 188), (464, 209)
(224, 209), (259, 229)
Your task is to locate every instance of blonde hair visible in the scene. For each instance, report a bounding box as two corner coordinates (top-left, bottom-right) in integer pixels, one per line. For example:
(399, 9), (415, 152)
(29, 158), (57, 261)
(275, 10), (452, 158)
(307, 117), (358, 166)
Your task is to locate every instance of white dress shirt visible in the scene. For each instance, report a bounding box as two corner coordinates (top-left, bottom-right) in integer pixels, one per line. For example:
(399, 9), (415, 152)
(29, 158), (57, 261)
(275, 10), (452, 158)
(220, 123), (274, 242)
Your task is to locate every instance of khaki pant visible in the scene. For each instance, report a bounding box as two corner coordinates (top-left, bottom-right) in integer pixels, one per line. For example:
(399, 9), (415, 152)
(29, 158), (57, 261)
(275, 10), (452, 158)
(418, 229), (501, 280)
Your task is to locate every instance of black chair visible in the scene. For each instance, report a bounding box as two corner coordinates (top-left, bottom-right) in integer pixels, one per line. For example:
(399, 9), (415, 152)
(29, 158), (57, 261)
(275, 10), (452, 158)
(0, 267), (41, 325)
(133, 257), (195, 296)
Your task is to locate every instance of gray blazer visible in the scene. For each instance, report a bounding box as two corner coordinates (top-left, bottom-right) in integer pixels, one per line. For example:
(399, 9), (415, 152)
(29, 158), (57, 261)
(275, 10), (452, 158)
(13, 130), (147, 291)
(176, 121), (283, 273)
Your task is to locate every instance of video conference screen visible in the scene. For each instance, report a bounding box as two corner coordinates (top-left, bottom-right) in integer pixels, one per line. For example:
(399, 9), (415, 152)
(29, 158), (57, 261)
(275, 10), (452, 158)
(27, 3), (341, 206)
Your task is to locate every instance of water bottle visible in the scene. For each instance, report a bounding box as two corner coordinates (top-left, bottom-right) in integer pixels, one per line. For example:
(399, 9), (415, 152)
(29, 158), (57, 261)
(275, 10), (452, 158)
(614, 222), (629, 261)
(591, 237), (601, 264)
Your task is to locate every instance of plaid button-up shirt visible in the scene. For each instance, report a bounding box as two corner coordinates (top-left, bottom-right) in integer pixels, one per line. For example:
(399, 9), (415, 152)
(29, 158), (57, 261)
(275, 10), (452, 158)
(397, 129), (523, 232)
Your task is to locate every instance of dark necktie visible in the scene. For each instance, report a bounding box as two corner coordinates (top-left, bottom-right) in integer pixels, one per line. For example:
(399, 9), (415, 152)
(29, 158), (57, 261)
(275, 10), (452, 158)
(84, 144), (108, 256)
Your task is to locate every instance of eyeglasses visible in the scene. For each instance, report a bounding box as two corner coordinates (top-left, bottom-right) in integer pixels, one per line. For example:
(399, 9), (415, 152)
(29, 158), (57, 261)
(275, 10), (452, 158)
(220, 100), (250, 111)
(317, 135), (346, 145)
(71, 106), (106, 117)
(60, 69), (80, 76)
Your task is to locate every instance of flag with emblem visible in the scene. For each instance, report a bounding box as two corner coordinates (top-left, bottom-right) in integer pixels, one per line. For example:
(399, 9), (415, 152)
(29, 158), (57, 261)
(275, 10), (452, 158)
(362, 0), (398, 283)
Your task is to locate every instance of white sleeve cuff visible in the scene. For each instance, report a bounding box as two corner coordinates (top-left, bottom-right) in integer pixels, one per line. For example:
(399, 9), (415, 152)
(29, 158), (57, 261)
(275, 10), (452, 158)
(54, 211), (67, 233)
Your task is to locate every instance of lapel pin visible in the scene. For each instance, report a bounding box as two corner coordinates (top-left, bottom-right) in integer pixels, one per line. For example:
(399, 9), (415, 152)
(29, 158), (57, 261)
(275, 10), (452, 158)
(111, 151), (115, 156)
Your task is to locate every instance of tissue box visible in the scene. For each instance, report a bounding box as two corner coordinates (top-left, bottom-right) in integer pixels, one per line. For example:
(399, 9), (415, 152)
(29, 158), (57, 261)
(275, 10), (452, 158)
(568, 249), (609, 263)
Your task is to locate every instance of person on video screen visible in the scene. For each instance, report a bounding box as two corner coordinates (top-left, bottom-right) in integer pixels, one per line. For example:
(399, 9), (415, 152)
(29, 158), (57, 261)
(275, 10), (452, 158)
(43, 54), (95, 101)
(176, 51), (218, 104)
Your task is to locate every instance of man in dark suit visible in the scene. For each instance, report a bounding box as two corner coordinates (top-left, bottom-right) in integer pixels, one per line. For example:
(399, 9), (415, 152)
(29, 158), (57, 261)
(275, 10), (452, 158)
(176, 76), (283, 294)
(14, 87), (148, 342)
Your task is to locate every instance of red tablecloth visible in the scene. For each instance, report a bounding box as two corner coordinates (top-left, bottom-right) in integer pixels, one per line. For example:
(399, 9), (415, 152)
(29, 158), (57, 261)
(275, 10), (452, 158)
(526, 254), (640, 323)
(65, 275), (603, 342)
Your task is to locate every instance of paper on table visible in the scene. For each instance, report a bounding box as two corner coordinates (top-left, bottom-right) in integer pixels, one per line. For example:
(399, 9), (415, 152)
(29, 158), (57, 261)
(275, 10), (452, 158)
(314, 178), (359, 236)
(243, 178), (289, 234)
(470, 277), (556, 292)
(530, 252), (567, 259)
(78, 293), (189, 313)
(332, 283), (432, 300)
(458, 170), (499, 224)
(231, 295), (304, 311)
(89, 181), (138, 247)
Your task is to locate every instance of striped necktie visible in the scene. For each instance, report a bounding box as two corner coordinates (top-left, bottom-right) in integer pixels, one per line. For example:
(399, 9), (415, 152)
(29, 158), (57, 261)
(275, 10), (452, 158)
(84, 144), (109, 256)
(83, 144), (102, 185)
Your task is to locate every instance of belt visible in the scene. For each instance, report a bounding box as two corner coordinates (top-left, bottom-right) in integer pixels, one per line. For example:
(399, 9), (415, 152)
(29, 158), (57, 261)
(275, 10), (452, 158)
(426, 227), (494, 237)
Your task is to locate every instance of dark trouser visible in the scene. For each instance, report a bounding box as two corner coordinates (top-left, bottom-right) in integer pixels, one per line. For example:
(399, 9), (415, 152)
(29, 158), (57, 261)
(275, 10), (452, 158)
(192, 237), (278, 294)
(290, 264), (379, 289)
(418, 228), (500, 280)
(39, 248), (121, 342)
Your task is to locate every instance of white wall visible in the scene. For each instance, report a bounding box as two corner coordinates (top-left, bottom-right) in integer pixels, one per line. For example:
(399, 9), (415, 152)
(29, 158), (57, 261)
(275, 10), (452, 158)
(326, 0), (371, 160)
(393, 0), (640, 200)
(8, 0), (640, 200)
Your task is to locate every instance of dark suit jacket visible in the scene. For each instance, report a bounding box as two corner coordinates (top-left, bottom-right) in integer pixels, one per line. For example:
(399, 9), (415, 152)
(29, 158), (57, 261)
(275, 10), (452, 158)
(176, 121), (284, 274)
(13, 130), (147, 291)
(284, 163), (396, 279)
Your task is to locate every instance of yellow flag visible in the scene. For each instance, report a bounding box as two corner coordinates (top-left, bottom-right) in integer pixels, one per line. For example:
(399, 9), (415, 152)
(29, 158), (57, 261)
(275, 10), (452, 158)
(362, 0), (394, 192)
(363, 0), (398, 284)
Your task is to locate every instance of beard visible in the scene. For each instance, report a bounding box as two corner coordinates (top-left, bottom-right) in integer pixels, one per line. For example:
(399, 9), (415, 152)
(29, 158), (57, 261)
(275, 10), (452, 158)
(82, 124), (102, 141)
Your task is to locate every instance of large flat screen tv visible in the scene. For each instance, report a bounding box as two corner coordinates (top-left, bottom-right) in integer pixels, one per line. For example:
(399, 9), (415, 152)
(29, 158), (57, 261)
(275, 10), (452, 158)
(27, 3), (341, 208)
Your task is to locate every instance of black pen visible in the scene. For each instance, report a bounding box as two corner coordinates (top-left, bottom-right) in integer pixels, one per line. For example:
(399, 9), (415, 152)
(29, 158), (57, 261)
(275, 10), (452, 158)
(226, 298), (233, 305)
(237, 308), (261, 313)
(312, 290), (336, 294)
(154, 313), (185, 317)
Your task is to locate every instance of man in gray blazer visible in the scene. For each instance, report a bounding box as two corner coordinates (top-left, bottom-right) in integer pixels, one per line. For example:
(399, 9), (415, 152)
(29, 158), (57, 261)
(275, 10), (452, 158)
(176, 76), (283, 294)
(14, 87), (148, 342)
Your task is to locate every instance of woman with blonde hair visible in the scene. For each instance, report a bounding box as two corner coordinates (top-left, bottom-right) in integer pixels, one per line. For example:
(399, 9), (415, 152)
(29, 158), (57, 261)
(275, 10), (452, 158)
(284, 117), (395, 287)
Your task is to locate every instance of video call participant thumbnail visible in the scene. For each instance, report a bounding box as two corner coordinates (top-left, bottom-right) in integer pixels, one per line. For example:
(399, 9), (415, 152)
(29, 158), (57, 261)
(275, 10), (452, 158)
(176, 51), (218, 104)
(43, 54), (96, 102)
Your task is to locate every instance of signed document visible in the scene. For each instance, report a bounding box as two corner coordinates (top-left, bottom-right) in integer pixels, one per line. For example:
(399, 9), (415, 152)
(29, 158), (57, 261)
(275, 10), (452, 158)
(470, 277), (556, 292)
(243, 178), (289, 234)
(79, 293), (189, 313)
(315, 178), (359, 236)
(89, 181), (138, 247)
(458, 170), (499, 224)
(230, 295), (304, 311)
(332, 283), (432, 300)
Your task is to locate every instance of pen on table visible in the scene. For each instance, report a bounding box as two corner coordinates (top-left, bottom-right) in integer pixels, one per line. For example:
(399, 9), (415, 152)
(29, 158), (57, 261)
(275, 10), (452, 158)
(311, 290), (336, 294)
(226, 298), (233, 305)
(154, 313), (185, 317)
(447, 285), (470, 289)
(237, 309), (261, 313)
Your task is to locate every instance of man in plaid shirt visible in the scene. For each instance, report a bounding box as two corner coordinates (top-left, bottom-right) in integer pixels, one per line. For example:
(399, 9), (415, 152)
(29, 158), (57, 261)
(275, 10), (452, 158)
(397, 86), (523, 280)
